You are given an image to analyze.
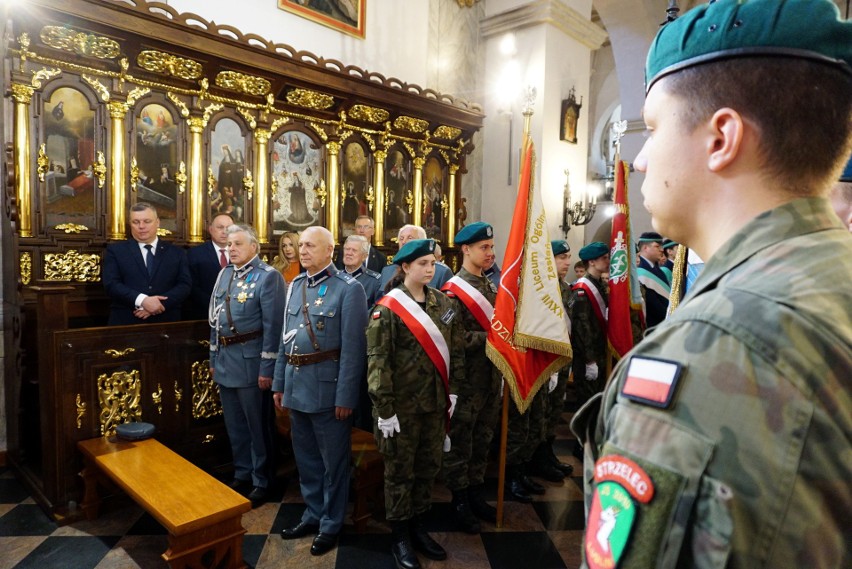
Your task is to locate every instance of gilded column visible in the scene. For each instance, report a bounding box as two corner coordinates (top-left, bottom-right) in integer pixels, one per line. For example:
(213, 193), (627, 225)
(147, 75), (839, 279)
(187, 116), (205, 243)
(254, 129), (271, 244)
(326, 140), (342, 243)
(447, 164), (459, 247)
(11, 84), (34, 237)
(108, 100), (130, 240)
(412, 156), (425, 228)
(372, 149), (387, 246)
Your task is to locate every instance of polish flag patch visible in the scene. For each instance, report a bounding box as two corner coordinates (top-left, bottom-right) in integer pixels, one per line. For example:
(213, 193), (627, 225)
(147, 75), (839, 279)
(621, 356), (683, 408)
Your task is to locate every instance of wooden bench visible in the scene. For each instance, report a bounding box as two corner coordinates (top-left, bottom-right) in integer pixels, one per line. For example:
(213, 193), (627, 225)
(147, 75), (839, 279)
(78, 437), (251, 569)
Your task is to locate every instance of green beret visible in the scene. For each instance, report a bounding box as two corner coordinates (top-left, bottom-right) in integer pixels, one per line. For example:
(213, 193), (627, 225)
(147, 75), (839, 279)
(662, 238), (679, 250)
(579, 241), (608, 261)
(551, 240), (571, 256)
(841, 154), (852, 183)
(393, 239), (436, 265)
(455, 222), (494, 245)
(638, 231), (664, 244)
(646, 0), (852, 93)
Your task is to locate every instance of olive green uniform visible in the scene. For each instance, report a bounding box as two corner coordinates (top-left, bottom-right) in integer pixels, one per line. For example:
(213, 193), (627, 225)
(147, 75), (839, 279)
(569, 274), (608, 405)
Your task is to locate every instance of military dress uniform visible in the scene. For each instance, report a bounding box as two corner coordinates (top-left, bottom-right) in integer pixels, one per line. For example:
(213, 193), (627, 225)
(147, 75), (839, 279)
(570, 273), (609, 406)
(347, 265), (382, 309)
(209, 255), (285, 492)
(272, 264), (367, 536)
(346, 264), (383, 431)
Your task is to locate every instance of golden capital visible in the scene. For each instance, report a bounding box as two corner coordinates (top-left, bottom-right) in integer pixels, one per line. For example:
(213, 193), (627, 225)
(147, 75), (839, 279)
(108, 100), (129, 119)
(413, 157), (426, 169)
(11, 84), (33, 104)
(449, 164), (460, 174)
(188, 116), (206, 133)
(255, 128), (272, 144)
(327, 141), (342, 155)
(374, 149), (388, 163)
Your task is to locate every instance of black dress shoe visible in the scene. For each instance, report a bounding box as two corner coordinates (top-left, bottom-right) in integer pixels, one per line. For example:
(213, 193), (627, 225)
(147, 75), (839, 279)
(392, 538), (421, 569)
(521, 475), (546, 495)
(310, 532), (338, 556)
(410, 521), (447, 560)
(506, 477), (533, 503)
(281, 520), (320, 539)
(247, 486), (268, 507)
(227, 478), (251, 493)
(529, 460), (566, 483)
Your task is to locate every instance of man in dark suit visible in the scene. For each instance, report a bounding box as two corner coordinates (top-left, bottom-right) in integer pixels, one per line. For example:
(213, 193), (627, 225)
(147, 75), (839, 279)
(637, 231), (671, 328)
(185, 213), (234, 320)
(336, 215), (385, 272)
(103, 202), (191, 325)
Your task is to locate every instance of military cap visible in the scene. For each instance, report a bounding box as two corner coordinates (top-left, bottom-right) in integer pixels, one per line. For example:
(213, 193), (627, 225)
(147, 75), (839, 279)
(638, 231), (664, 244)
(579, 241), (609, 261)
(551, 240), (571, 256)
(662, 238), (679, 250)
(455, 222), (494, 245)
(841, 154), (852, 183)
(646, 0), (852, 93)
(393, 239), (436, 265)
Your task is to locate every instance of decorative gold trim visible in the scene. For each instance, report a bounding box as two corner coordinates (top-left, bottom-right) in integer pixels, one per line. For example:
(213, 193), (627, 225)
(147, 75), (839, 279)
(44, 250), (101, 282)
(20, 252), (32, 285)
(215, 70), (271, 96)
(31, 67), (61, 89)
(315, 179), (327, 208)
(97, 370), (142, 436)
(104, 347), (135, 358)
(75, 393), (87, 429)
(175, 161), (187, 194)
(40, 25), (121, 60)
(202, 434), (216, 444)
(81, 74), (110, 102)
(207, 167), (216, 196)
(242, 169), (254, 201)
(405, 190), (414, 214)
(54, 223), (90, 234)
(349, 104), (389, 124)
(126, 86), (151, 107)
(152, 383), (163, 415)
(441, 195), (449, 218)
(37, 143), (49, 182)
(270, 116), (290, 133)
(13, 83), (33, 237)
(92, 151), (106, 189)
(201, 102), (224, 124)
(366, 185), (375, 213)
(17, 33), (33, 73)
(11, 83), (33, 104)
(129, 157), (139, 190)
(137, 50), (203, 80)
(156, 228), (173, 237)
(287, 88), (334, 110)
(175, 381), (183, 413)
(433, 125), (462, 141)
(167, 92), (190, 118)
(308, 122), (329, 142)
(236, 107), (257, 130)
(394, 115), (430, 134)
(191, 361), (222, 419)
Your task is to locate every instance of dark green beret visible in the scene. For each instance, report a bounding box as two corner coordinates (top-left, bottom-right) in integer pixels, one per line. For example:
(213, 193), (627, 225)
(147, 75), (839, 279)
(579, 241), (608, 261)
(662, 238), (679, 250)
(393, 239), (436, 265)
(455, 222), (494, 245)
(841, 154), (852, 183)
(646, 0), (852, 93)
(638, 231), (664, 244)
(551, 240), (571, 256)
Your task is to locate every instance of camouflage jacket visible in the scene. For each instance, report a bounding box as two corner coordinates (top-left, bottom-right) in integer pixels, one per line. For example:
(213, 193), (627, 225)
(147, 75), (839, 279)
(366, 284), (465, 418)
(573, 198), (852, 569)
(570, 273), (608, 375)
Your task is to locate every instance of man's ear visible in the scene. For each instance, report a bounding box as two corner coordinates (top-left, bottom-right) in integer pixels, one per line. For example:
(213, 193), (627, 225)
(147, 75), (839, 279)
(706, 107), (745, 173)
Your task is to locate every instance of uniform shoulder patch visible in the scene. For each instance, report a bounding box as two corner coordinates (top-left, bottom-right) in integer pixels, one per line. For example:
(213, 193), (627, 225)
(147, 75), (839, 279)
(620, 355), (683, 409)
(261, 264), (274, 272)
(336, 272), (356, 284)
(440, 308), (455, 324)
(365, 268), (381, 280)
(292, 272), (306, 281)
(372, 310), (382, 320)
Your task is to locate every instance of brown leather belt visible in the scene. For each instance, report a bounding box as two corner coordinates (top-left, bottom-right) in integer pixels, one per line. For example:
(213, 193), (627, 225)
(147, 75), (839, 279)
(218, 330), (262, 347)
(286, 349), (340, 366)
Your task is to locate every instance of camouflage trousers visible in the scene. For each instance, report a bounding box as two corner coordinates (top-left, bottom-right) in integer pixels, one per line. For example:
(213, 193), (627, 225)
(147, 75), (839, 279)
(376, 410), (444, 521)
(544, 368), (571, 440)
(442, 372), (502, 491)
(506, 388), (547, 466)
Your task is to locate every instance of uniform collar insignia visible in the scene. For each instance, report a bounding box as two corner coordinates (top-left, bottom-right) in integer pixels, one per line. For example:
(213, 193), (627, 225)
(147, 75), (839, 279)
(306, 263), (336, 287)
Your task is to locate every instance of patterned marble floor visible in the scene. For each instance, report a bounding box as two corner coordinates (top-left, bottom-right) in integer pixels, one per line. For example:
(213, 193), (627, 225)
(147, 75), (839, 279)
(0, 416), (585, 569)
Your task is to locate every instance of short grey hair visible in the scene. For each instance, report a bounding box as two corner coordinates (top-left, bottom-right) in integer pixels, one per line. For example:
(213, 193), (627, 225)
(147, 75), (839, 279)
(345, 234), (370, 255)
(398, 224), (426, 240)
(226, 223), (259, 247)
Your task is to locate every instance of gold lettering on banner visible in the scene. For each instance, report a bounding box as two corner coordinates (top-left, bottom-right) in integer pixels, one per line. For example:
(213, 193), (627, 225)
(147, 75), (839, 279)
(98, 370), (142, 436)
(137, 50), (203, 80)
(394, 115), (429, 134)
(215, 70), (271, 96)
(43, 250), (101, 282)
(349, 104), (389, 124)
(287, 88), (334, 110)
(434, 125), (462, 140)
(191, 361), (223, 419)
(40, 26), (121, 59)
(20, 253), (32, 285)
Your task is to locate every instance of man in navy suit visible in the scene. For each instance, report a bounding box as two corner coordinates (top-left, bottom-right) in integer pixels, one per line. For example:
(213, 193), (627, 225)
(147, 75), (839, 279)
(102, 202), (191, 325)
(185, 213), (234, 320)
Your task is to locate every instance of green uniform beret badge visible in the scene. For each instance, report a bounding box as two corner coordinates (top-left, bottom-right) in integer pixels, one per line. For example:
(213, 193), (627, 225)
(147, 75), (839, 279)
(455, 221), (493, 245)
(394, 239), (436, 265)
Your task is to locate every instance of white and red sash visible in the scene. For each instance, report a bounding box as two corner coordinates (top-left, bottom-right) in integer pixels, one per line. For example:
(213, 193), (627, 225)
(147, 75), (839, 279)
(378, 288), (450, 390)
(442, 276), (494, 331)
(573, 277), (608, 330)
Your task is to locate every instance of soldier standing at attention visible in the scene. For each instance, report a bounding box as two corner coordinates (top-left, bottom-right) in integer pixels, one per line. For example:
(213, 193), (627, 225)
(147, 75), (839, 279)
(367, 239), (464, 569)
(273, 226), (367, 556)
(208, 224), (284, 507)
(573, 2), (852, 567)
(440, 222), (502, 533)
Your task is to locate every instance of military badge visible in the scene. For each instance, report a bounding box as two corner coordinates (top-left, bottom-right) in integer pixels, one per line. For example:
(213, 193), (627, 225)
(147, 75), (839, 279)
(621, 356), (683, 409)
(440, 308), (455, 324)
(237, 291), (248, 303)
(372, 311), (381, 320)
(586, 455), (654, 569)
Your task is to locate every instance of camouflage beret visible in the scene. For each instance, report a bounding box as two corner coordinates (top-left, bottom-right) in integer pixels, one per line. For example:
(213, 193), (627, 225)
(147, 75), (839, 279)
(662, 238), (679, 250)
(646, 0), (852, 93)
(638, 231), (664, 244)
(551, 240), (571, 256)
(393, 239), (436, 265)
(455, 222), (494, 245)
(579, 241), (609, 261)
(841, 153), (852, 183)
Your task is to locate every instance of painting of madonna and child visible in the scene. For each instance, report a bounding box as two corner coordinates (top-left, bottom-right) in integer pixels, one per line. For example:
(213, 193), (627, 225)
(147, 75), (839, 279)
(271, 130), (325, 235)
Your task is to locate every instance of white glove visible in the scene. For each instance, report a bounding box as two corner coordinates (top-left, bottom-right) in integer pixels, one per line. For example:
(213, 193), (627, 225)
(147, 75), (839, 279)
(448, 394), (458, 418)
(443, 434), (452, 452)
(585, 362), (599, 381)
(548, 373), (558, 393)
(377, 415), (401, 438)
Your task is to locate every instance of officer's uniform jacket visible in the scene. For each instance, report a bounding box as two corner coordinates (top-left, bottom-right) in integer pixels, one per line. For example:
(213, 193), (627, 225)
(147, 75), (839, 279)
(347, 265), (382, 310)
(209, 255), (285, 387)
(272, 264), (367, 412)
(573, 198), (852, 568)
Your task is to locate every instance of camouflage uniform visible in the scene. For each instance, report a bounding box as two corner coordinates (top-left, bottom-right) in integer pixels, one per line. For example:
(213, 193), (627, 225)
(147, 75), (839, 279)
(441, 268), (501, 491)
(544, 279), (573, 440)
(505, 389), (547, 466)
(366, 284), (465, 520)
(569, 274), (608, 405)
(573, 199), (852, 568)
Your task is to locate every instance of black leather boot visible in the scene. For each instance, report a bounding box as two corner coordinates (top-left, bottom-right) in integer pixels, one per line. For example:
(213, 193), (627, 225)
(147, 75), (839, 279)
(520, 462), (546, 494)
(547, 436), (574, 476)
(391, 520), (420, 569)
(451, 489), (481, 534)
(410, 515), (447, 560)
(528, 443), (565, 482)
(468, 484), (497, 523)
(505, 464), (533, 503)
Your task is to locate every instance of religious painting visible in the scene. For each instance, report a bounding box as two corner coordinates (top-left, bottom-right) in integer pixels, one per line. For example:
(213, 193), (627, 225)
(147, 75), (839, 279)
(384, 147), (411, 243)
(560, 87), (583, 144)
(134, 103), (179, 231)
(42, 86), (97, 230)
(422, 156), (446, 241)
(271, 129), (324, 234)
(340, 139), (371, 238)
(209, 117), (248, 223)
(278, 0), (366, 39)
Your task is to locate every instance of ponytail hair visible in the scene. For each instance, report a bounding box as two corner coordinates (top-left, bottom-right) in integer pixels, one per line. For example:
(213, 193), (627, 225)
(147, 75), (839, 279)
(384, 266), (406, 293)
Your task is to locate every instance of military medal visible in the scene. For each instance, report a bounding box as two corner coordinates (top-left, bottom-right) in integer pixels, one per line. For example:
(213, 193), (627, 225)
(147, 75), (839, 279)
(316, 320), (325, 331)
(314, 284), (328, 306)
(237, 291), (248, 303)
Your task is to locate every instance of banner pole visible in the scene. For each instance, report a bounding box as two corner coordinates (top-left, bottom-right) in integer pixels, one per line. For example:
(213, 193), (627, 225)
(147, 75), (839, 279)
(496, 381), (509, 527)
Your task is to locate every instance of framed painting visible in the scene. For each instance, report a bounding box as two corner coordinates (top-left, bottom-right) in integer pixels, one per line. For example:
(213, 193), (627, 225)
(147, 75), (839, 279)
(271, 128), (325, 234)
(134, 102), (179, 231)
(209, 116), (248, 223)
(384, 146), (411, 243)
(278, 0), (366, 39)
(340, 139), (370, 238)
(422, 156), (447, 242)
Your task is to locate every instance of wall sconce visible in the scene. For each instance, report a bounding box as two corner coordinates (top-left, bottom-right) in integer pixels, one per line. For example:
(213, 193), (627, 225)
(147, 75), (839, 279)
(560, 169), (598, 236)
(560, 87), (583, 144)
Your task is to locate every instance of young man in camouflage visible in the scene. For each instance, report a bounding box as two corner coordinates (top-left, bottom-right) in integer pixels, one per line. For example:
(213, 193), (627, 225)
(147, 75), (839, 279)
(573, 2), (852, 568)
